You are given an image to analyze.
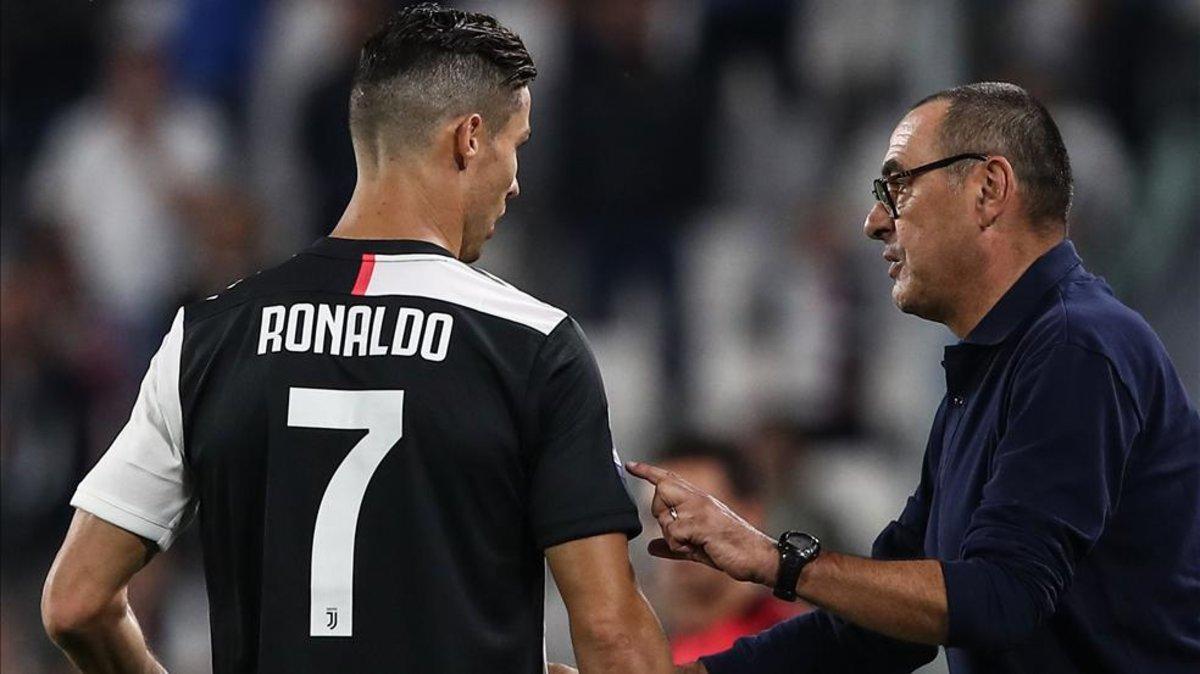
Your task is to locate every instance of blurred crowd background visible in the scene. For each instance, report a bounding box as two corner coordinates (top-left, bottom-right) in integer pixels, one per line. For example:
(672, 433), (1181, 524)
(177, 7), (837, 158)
(2, 0), (1197, 671)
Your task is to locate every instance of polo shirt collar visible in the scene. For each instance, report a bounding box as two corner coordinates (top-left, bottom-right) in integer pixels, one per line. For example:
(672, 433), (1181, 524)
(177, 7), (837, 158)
(963, 239), (1082, 346)
(306, 237), (457, 259)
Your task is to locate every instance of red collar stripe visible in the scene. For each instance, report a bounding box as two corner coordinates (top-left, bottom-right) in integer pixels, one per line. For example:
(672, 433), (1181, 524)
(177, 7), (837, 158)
(351, 253), (376, 295)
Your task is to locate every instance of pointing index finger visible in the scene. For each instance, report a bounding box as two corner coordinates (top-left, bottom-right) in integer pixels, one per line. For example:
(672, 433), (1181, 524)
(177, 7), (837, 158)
(625, 460), (671, 485)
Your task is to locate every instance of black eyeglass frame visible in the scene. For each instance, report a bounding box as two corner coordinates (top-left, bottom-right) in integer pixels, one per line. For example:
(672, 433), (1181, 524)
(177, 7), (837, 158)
(872, 153), (989, 219)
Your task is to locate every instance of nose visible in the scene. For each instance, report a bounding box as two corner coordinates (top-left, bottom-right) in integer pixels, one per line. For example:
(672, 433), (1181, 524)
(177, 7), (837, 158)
(507, 178), (520, 200)
(864, 200), (894, 241)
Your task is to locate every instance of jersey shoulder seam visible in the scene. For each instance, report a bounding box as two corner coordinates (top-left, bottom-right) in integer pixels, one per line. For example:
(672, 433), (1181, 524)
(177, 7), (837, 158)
(372, 257), (569, 334)
(443, 259), (566, 314)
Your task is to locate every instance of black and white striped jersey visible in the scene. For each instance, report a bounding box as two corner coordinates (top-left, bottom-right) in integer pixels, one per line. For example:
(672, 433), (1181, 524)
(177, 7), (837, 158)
(71, 237), (641, 673)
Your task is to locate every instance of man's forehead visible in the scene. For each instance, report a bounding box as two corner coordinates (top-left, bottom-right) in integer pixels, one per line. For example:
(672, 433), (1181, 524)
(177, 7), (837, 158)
(883, 100), (947, 173)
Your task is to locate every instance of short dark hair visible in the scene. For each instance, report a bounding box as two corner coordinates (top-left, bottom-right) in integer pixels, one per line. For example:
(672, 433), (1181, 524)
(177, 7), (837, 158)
(658, 434), (762, 501)
(349, 3), (536, 159)
(912, 82), (1073, 226)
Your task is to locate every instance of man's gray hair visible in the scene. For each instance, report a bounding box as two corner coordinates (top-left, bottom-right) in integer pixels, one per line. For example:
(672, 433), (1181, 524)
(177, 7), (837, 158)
(913, 82), (1073, 228)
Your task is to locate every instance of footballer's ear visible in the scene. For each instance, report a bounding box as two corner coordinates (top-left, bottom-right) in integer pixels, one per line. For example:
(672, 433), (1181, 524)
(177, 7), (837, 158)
(453, 113), (483, 171)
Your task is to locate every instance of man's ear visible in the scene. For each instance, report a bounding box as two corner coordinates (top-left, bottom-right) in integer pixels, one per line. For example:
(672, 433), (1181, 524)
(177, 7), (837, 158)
(978, 156), (1016, 229)
(453, 113), (484, 171)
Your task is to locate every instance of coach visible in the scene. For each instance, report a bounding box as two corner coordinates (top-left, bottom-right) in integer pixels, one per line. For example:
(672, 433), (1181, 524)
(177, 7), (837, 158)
(628, 82), (1200, 673)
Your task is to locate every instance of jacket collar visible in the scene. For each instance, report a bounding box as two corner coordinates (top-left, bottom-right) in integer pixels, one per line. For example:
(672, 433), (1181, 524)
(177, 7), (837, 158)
(963, 239), (1082, 346)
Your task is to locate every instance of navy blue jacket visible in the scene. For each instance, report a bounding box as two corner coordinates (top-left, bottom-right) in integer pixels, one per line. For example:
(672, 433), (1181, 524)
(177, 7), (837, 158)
(702, 240), (1200, 673)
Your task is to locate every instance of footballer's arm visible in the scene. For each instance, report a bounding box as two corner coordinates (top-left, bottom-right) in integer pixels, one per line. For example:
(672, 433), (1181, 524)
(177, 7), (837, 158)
(546, 533), (674, 673)
(43, 510), (166, 674)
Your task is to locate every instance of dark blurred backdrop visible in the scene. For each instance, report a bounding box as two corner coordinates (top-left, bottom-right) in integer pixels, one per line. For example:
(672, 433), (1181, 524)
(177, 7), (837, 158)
(2, 1), (1197, 671)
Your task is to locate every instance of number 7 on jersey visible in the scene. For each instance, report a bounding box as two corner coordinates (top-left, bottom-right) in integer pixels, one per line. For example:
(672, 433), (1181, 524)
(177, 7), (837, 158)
(287, 387), (405, 637)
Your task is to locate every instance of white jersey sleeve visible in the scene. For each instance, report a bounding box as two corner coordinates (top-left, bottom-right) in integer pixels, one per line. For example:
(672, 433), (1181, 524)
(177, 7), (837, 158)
(70, 309), (194, 550)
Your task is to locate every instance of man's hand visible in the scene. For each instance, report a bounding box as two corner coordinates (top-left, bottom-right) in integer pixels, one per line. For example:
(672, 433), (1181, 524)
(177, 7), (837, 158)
(627, 460), (950, 647)
(625, 461), (778, 587)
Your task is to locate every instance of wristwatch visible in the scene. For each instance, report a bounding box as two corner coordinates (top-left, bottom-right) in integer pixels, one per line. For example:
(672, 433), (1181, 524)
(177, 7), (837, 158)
(773, 531), (821, 602)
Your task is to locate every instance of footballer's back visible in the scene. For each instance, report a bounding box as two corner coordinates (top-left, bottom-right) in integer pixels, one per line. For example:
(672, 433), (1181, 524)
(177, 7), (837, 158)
(78, 237), (640, 672)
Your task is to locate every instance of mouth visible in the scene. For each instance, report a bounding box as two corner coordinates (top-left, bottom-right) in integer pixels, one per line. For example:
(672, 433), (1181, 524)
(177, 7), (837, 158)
(883, 248), (903, 280)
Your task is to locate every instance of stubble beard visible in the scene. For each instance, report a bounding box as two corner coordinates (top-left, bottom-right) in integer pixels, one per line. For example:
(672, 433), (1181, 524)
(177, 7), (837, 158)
(893, 271), (952, 326)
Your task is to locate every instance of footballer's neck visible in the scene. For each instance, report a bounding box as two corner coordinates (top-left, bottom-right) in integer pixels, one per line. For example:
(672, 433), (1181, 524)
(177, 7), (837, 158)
(330, 170), (464, 257)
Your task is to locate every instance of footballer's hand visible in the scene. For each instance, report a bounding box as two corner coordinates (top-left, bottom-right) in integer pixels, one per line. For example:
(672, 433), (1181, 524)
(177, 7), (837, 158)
(626, 461), (778, 587)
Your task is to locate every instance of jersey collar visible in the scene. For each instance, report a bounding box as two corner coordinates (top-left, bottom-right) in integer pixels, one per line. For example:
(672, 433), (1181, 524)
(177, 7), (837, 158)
(963, 239), (1082, 346)
(306, 237), (457, 259)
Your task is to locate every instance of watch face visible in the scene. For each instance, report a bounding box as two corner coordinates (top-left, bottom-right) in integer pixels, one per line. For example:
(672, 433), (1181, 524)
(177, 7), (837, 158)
(784, 532), (818, 551)
(784, 532), (809, 546)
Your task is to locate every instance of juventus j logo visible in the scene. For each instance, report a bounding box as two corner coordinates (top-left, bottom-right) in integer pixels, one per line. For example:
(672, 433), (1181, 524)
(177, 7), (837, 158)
(325, 608), (339, 630)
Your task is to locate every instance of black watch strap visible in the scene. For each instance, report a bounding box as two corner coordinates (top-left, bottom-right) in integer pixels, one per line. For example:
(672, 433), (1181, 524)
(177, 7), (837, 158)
(773, 531), (820, 602)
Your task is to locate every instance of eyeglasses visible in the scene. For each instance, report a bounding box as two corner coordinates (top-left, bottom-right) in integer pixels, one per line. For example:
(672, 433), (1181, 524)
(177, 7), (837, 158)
(872, 153), (989, 219)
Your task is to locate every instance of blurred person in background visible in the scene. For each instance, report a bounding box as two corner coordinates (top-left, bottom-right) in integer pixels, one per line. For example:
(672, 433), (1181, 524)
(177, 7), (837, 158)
(0, 0), (102, 185)
(628, 82), (1200, 674)
(302, 0), (395, 241)
(0, 227), (130, 671)
(40, 4), (673, 673)
(25, 0), (230, 361)
(553, 0), (710, 402)
(171, 185), (265, 304)
(650, 434), (807, 665)
(171, 0), (268, 132)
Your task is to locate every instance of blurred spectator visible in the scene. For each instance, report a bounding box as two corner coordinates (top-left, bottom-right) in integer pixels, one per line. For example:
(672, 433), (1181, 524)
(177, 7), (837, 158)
(244, 0), (343, 258)
(172, 0), (267, 130)
(552, 0), (711, 400)
(25, 0), (230, 358)
(683, 206), (867, 436)
(0, 0), (102, 186)
(0, 229), (122, 557)
(302, 0), (395, 240)
(0, 227), (125, 672)
(172, 185), (265, 304)
(698, 0), (799, 103)
(648, 434), (807, 664)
